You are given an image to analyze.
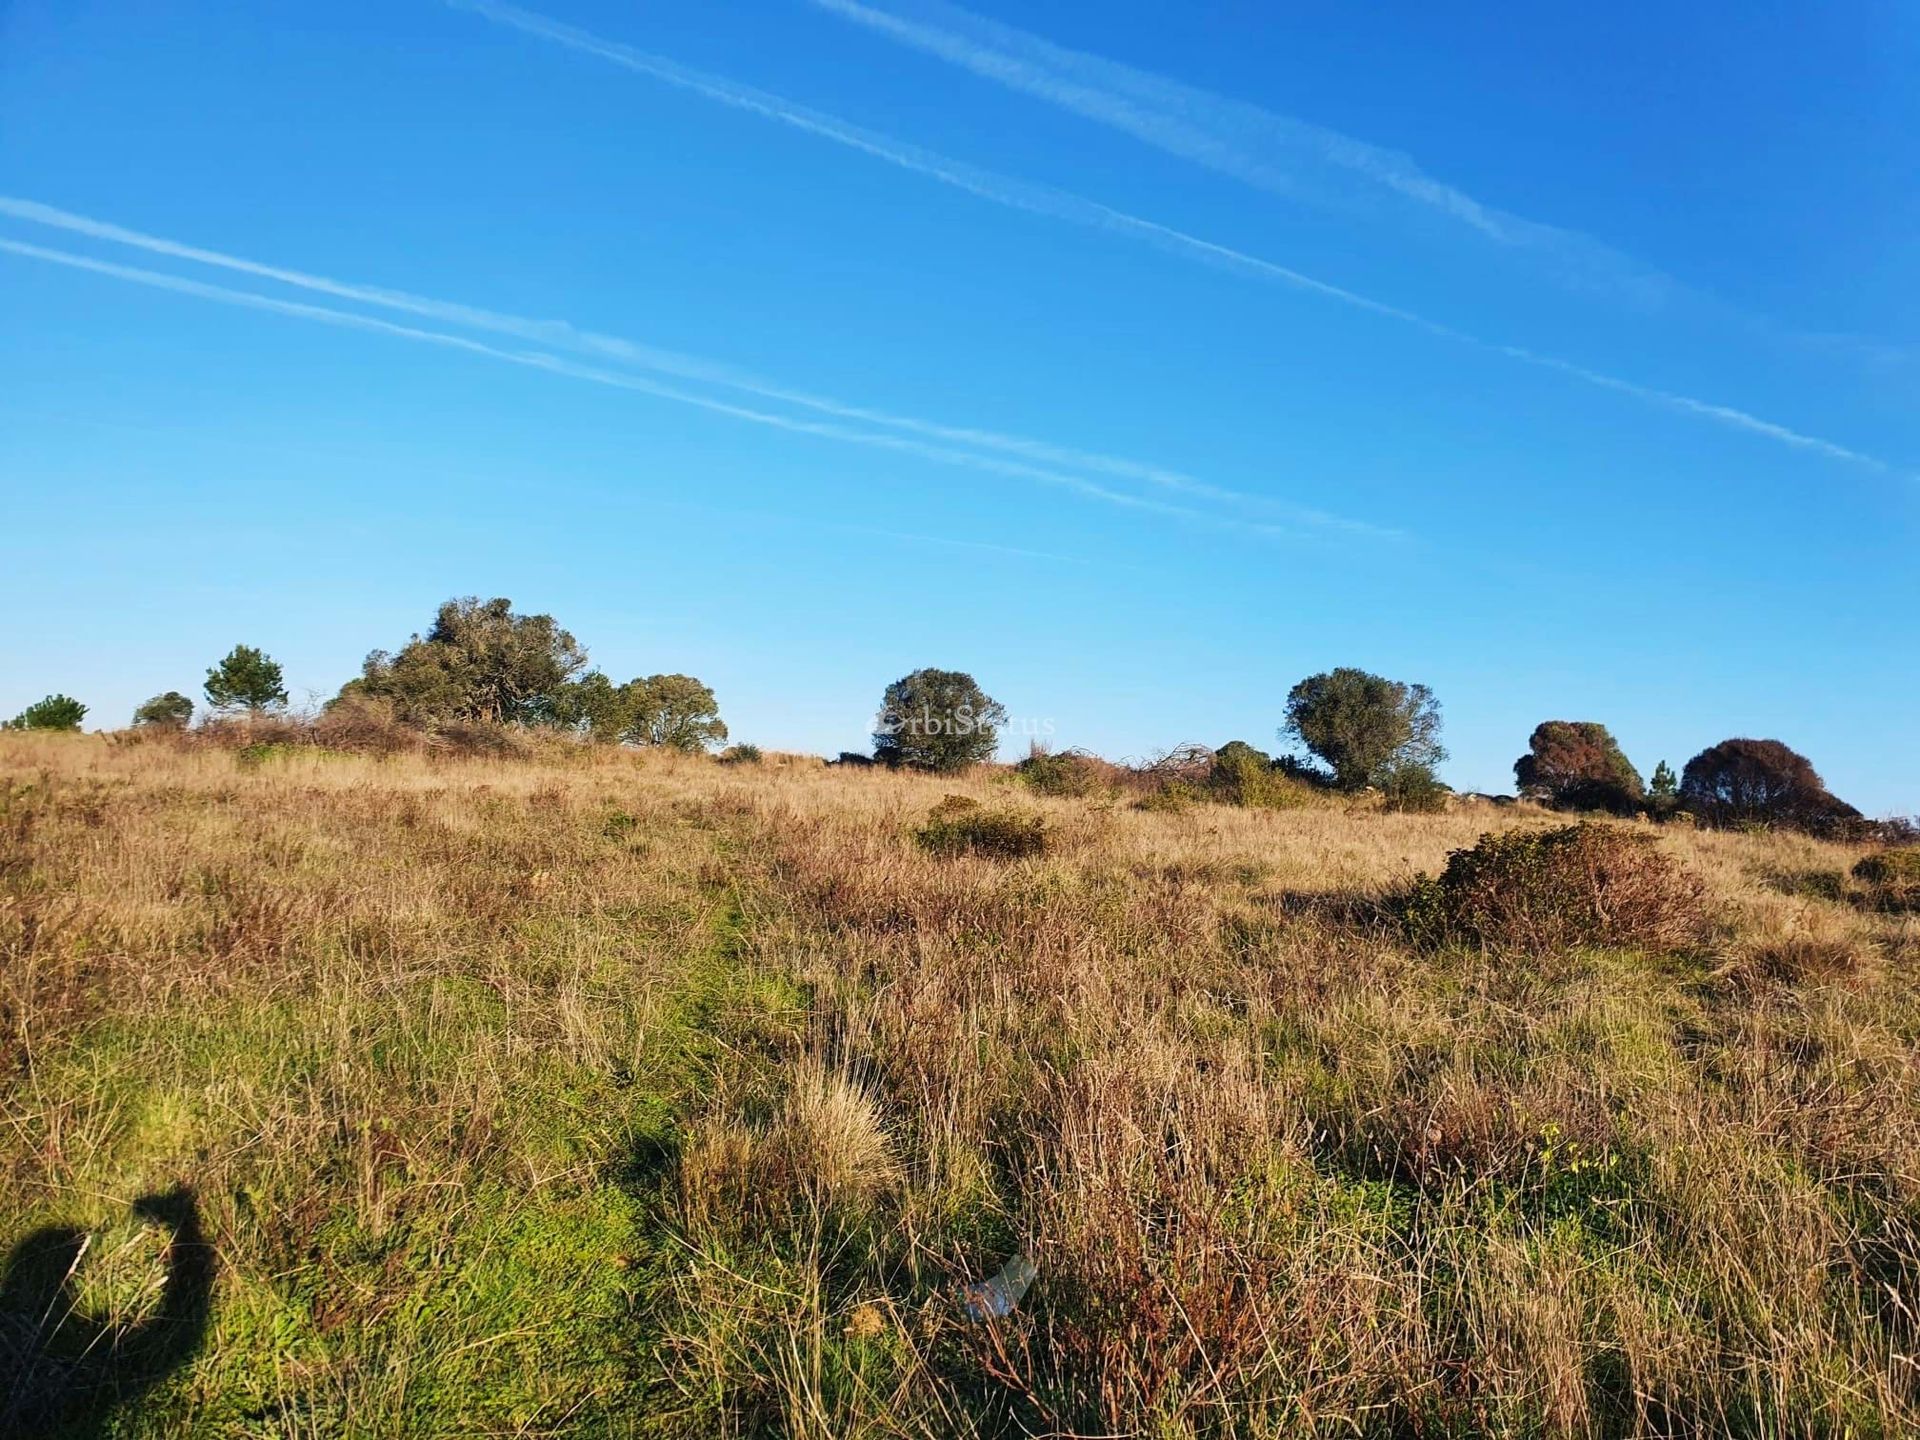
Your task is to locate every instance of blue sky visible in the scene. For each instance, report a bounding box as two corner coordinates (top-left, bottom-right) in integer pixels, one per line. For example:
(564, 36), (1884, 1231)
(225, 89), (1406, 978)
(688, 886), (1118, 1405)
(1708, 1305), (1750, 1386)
(3, 0), (1916, 810)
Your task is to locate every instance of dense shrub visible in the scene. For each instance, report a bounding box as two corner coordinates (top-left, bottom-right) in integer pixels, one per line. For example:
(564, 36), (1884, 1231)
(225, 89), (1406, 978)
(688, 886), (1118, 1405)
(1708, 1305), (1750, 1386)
(915, 794), (1047, 859)
(718, 743), (763, 765)
(1406, 823), (1710, 954)
(1206, 741), (1308, 809)
(4, 694), (86, 732)
(832, 751), (875, 768)
(310, 694), (423, 755)
(1378, 759), (1450, 814)
(1017, 748), (1104, 797)
(1853, 849), (1920, 912)
(1679, 737), (1859, 834)
(1514, 720), (1643, 814)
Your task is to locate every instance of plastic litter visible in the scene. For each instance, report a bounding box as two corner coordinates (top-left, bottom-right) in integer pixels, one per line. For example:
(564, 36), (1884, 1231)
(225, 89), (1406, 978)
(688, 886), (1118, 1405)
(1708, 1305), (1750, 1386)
(961, 1254), (1037, 1321)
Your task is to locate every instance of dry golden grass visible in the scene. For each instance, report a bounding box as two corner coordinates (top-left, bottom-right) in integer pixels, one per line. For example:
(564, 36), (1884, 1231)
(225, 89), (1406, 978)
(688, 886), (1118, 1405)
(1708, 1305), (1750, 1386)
(3, 730), (1917, 1437)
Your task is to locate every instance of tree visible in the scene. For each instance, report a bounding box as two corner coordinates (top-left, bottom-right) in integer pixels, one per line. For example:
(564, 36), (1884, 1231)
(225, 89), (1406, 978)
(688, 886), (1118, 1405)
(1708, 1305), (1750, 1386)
(5, 694), (86, 731)
(1679, 738), (1860, 832)
(551, 671), (631, 741)
(1649, 761), (1678, 800)
(622, 674), (728, 752)
(1514, 720), (1644, 814)
(204, 646), (287, 714)
(133, 692), (195, 729)
(351, 597), (586, 725)
(1284, 667), (1445, 791)
(873, 669), (1006, 772)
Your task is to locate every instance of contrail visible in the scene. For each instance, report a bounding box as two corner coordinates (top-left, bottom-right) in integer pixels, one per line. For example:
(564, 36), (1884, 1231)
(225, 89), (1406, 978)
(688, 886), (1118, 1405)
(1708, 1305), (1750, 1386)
(447, 0), (1894, 474)
(806, 0), (1672, 301)
(0, 195), (1379, 538)
(0, 237), (1306, 537)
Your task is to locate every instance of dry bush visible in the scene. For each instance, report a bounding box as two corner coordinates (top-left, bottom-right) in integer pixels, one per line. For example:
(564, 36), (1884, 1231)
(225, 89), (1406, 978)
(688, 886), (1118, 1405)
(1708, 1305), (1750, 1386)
(310, 693), (424, 755)
(1408, 822), (1711, 954)
(915, 794), (1049, 859)
(1854, 849), (1920, 911)
(1015, 748), (1107, 798)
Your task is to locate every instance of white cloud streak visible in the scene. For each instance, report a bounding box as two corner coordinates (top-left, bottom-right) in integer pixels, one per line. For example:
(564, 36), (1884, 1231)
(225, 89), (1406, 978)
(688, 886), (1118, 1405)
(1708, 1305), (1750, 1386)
(448, 0), (1893, 474)
(0, 195), (1382, 538)
(0, 236), (1316, 537)
(807, 0), (1671, 301)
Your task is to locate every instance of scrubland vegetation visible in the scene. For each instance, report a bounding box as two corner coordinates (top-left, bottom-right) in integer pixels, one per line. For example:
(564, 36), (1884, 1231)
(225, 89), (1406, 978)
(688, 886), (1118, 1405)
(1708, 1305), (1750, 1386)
(5, 726), (1919, 1437)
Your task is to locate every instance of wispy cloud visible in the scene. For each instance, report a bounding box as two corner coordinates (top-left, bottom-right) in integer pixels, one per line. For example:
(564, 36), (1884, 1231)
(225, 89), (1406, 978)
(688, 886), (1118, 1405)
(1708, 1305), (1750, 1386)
(0, 235), (1320, 538)
(447, 1), (1895, 475)
(1, 195), (1382, 538)
(807, 0), (1673, 301)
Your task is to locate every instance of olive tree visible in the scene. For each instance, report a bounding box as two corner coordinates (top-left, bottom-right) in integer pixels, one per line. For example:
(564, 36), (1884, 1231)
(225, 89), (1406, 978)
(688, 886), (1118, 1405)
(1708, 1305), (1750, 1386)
(873, 668), (1006, 772)
(1284, 667), (1444, 791)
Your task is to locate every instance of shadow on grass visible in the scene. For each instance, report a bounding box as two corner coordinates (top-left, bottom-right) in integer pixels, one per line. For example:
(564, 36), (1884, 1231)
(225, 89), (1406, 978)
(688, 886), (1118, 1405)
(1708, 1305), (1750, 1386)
(0, 1185), (213, 1439)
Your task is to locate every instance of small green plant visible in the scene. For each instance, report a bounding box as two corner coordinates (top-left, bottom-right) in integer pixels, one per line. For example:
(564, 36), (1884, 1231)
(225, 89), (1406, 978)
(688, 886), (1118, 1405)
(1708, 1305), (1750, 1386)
(718, 744), (763, 765)
(1853, 849), (1920, 912)
(915, 794), (1047, 859)
(602, 810), (639, 840)
(4, 694), (86, 731)
(1404, 823), (1710, 954)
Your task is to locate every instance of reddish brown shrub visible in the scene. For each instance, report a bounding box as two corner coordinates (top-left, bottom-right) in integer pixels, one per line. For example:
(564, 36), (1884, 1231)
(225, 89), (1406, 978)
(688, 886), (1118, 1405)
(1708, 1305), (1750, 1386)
(1407, 823), (1710, 954)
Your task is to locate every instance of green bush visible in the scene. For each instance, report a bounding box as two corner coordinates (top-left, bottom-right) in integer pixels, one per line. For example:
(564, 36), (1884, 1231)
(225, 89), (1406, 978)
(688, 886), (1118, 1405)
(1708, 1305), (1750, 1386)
(718, 743), (763, 765)
(1017, 749), (1102, 797)
(915, 795), (1048, 859)
(1207, 741), (1308, 810)
(5, 694), (86, 732)
(1405, 823), (1710, 955)
(1378, 759), (1450, 814)
(1853, 849), (1920, 912)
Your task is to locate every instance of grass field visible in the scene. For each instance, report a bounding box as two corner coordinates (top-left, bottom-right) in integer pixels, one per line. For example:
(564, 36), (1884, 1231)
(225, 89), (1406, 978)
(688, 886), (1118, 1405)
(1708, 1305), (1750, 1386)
(3, 731), (1918, 1437)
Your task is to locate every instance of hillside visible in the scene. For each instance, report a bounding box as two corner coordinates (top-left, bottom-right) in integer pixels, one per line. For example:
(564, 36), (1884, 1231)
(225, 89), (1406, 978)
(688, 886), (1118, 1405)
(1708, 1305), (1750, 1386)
(3, 732), (1917, 1437)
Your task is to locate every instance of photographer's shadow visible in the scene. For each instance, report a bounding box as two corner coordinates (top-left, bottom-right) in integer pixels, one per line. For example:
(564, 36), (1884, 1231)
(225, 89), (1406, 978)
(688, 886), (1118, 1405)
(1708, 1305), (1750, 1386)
(0, 1186), (213, 1439)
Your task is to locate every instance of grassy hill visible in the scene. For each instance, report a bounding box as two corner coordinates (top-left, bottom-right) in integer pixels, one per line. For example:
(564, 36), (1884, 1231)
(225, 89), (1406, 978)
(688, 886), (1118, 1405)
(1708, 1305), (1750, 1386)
(3, 731), (1916, 1437)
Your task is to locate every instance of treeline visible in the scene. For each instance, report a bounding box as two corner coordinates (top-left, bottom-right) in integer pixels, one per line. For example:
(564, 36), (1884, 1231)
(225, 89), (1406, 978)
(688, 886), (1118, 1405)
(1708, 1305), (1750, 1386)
(4, 596), (1911, 841)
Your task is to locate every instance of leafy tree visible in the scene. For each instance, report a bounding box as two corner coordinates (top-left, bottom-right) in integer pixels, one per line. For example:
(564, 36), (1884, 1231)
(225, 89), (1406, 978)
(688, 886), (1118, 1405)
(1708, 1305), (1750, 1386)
(204, 645), (287, 714)
(1679, 738), (1859, 832)
(5, 694), (86, 731)
(551, 671), (631, 740)
(133, 692), (195, 729)
(623, 674), (728, 752)
(1649, 761), (1679, 800)
(351, 597), (586, 725)
(873, 669), (1006, 772)
(1514, 720), (1644, 814)
(1284, 667), (1445, 791)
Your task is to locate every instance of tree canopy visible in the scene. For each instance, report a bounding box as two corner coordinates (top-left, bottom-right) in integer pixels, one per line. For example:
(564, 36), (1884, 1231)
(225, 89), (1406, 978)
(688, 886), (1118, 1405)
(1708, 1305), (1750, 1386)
(1514, 720), (1644, 814)
(1284, 668), (1444, 791)
(5, 694), (87, 731)
(873, 669), (1005, 772)
(205, 646), (288, 714)
(133, 692), (195, 729)
(1679, 738), (1859, 833)
(350, 597), (586, 725)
